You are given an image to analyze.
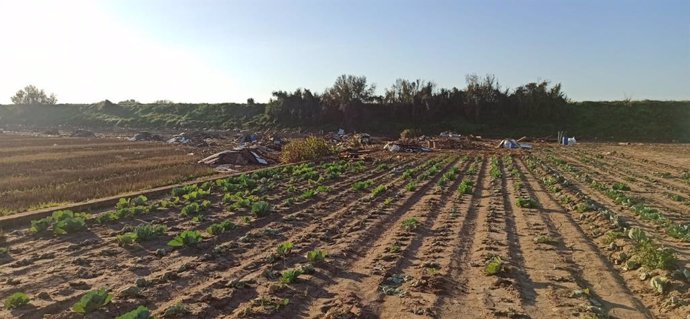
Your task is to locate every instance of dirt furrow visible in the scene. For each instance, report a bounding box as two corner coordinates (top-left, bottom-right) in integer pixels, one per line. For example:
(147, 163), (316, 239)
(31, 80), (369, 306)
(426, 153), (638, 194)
(513, 158), (652, 319)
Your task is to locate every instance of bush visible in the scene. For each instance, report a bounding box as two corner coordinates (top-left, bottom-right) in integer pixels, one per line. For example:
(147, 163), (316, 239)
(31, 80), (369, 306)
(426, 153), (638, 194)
(400, 128), (421, 140)
(280, 137), (335, 163)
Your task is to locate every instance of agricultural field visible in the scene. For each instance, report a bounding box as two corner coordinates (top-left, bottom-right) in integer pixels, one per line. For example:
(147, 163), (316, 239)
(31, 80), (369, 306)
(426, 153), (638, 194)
(0, 134), (216, 215)
(1, 143), (689, 318)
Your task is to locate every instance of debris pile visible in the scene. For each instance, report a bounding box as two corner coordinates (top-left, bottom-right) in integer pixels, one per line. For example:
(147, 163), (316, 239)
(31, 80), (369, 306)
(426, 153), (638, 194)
(167, 131), (222, 147)
(198, 146), (278, 172)
(383, 142), (432, 153)
(497, 139), (532, 149)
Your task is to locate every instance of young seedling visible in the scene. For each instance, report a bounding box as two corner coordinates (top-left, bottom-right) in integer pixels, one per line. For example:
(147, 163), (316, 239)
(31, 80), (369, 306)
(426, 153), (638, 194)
(405, 182), (417, 192)
(280, 269), (302, 284)
(371, 185), (387, 197)
(352, 180), (373, 191)
(251, 201), (271, 217)
(484, 256), (502, 276)
(276, 242), (294, 257)
(401, 217), (419, 232)
(167, 230), (202, 248)
(72, 289), (112, 314)
(306, 249), (327, 264)
(516, 197), (538, 208)
(4, 292), (29, 310)
(457, 180), (473, 195)
(116, 305), (152, 319)
(207, 220), (235, 236)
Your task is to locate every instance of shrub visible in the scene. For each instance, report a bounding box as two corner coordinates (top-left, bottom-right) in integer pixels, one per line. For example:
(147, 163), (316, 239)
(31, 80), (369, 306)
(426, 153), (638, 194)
(167, 230), (202, 248)
(400, 128), (421, 140)
(280, 137), (335, 163)
(72, 289), (112, 314)
(4, 292), (29, 310)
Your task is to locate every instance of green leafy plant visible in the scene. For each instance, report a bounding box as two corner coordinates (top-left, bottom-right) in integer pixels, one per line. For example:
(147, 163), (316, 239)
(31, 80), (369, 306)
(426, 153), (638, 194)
(405, 182), (417, 192)
(516, 197), (538, 208)
(306, 249), (327, 264)
(276, 242), (294, 256)
(134, 223), (167, 241)
(72, 289), (112, 314)
(280, 269), (302, 284)
(352, 180), (373, 191)
(401, 217), (419, 231)
(117, 232), (137, 247)
(167, 230), (202, 248)
(612, 182), (630, 191)
(485, 256), (502, 275)
(251, 201), (271, 217)
(4, 292), (29, 310)
(371, 185), (387, 197)
(458, 179), (473, 194)
(116, 305), (152, 319)
(207, 220), (235, 235)
(635, 240), (677, 270)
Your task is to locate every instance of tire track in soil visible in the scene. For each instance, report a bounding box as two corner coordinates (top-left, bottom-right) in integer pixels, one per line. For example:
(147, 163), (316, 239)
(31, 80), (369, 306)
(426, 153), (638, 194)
(437, 157), (532, 318)
(3, 159), (416, 318)
(532, 153), (690, 267)
(512, 157), (652, 319)
(231, 157), (464, 319)
(346, 158), (474, 318)
(154, 157), (457, 318)
(372, 157), (484, 318)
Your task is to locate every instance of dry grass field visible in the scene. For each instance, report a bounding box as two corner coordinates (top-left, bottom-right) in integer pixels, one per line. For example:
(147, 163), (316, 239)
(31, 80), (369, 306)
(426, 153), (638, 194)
(0, 134), (215, 215)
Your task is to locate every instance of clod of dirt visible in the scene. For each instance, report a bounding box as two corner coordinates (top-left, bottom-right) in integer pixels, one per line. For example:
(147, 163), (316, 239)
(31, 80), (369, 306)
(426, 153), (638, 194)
(118, 286), (141, 299)
(135, 277), (149, 287)
(68, 281), (90, 290)
(37, 291), (51, 300)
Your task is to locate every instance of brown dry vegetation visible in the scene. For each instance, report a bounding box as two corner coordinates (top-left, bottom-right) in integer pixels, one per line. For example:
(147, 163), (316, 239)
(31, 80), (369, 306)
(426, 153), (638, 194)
(0, 143), (689, 319)
(0, 135), (215, 215)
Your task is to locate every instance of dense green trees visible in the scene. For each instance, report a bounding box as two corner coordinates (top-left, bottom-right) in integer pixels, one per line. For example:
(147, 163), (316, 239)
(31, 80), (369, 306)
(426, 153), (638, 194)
(265, 74), (571, 129)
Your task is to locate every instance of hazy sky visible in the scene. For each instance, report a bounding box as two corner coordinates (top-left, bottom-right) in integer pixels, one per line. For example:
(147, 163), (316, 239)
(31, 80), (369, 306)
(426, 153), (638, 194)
(1, 0), (688, 103)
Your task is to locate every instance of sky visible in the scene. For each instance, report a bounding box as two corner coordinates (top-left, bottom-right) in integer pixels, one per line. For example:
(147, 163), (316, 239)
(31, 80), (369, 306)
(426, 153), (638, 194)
(0, 0), (688, 104)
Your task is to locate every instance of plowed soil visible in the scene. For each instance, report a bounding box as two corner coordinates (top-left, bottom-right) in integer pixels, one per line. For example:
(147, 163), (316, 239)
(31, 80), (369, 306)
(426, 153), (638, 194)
(1, 143), (689, 319)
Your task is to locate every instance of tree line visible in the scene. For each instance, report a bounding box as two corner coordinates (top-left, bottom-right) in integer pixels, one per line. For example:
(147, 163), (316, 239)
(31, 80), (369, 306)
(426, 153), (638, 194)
(11, 74), (571, 130)
(265, 74), (570, 130)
